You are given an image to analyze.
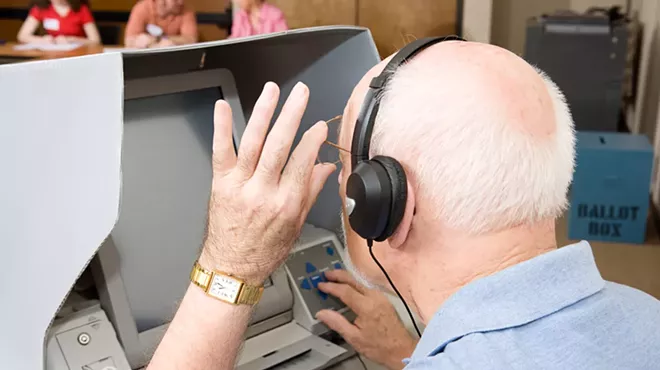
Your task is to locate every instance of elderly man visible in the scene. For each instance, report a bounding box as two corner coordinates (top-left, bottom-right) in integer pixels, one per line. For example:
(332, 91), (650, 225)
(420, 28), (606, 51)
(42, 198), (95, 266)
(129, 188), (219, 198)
(147, 39), (660, 370)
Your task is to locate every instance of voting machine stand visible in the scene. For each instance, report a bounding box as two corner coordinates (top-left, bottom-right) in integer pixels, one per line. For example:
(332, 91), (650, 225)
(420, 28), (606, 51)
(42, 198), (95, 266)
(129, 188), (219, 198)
(0, 27), (382, 370)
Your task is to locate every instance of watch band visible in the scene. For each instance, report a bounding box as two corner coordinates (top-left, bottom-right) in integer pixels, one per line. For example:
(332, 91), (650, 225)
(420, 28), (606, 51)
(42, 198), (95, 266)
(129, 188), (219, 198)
(236, 284), (264, 305)
(190, 261), (264, 305)
(190, 261), (213, 289)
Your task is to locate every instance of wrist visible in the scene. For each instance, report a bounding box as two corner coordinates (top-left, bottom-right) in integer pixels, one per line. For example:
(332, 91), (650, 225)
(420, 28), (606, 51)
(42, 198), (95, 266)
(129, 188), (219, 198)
(385, 359), (406, 370)
(386, 339), (417, 370)
(198, 249), (271, 285)
(385, 353), (408, 370)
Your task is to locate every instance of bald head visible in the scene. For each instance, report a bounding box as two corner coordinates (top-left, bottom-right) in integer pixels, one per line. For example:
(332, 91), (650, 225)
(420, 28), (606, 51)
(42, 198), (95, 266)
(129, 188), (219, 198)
(339, 41), (575, 234)
(342, 42), (557, 145)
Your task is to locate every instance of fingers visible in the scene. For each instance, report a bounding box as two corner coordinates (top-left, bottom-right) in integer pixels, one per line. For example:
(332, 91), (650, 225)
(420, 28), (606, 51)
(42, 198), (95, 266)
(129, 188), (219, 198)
(280, 120), (331, 202)
(211, 100), (237, 177)
(303, 162), (336, 213)
(316, 309), (360, 342)
(318, 281), (364, 314)
(324, 269), (366, 294)
(235, 82), (279, 180)
(255, 82), (309, 182)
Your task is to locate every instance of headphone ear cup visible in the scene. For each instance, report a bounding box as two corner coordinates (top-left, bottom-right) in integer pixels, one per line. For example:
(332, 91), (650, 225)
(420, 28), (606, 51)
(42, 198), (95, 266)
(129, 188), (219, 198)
(371, 156), (407, 241)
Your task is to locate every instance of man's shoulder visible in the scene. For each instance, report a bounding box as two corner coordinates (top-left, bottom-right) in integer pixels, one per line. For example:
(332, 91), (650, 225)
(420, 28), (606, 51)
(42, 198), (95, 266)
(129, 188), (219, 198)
(406, 283), (660, 370)
(594, 281), (660, 332)
(603, 280), (660, 303)
(589, 280), (660, 323)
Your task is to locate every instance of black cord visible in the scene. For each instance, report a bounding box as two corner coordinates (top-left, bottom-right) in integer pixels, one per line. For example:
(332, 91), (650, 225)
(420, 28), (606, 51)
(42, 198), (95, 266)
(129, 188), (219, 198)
(357, 355), (368, 370)
(367, 240), (422, 337)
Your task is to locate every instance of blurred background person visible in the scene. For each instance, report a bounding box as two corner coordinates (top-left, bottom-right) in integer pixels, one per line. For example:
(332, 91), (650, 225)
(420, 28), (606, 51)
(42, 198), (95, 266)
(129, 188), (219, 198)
(229, 0), (287, 38)
(17, 0), (100, 45)
(125, 0), (198, 48)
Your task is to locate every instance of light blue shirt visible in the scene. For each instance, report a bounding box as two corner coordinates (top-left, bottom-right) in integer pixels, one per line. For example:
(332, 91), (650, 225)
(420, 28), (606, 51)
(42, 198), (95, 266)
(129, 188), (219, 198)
(405, 241), (660, 369)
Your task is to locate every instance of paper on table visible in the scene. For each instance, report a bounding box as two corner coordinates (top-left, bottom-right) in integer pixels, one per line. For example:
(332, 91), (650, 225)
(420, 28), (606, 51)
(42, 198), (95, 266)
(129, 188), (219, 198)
(12, 43), (38, 51)
(0, 53), (123, 370)
(38, 43), (82, 51)
(104, 45), (176, 53)
(13, 42), (82, 51)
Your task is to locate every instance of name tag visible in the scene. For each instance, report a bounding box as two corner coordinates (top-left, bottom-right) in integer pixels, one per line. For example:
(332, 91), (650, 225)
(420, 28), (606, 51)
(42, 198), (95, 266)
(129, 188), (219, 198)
(43, 18), (60, 31)
(146, 24), (163, 37)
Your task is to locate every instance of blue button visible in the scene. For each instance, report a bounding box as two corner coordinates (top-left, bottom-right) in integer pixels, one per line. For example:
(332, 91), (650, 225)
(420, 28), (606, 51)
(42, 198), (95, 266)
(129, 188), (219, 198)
(326, 247), (335, 256)
(317, 290), (328, 300)
(300, 278), (311, 290)
(310, 274), (323, 288)
(333, 263), (342, 270)
(305, 262), (317, 274)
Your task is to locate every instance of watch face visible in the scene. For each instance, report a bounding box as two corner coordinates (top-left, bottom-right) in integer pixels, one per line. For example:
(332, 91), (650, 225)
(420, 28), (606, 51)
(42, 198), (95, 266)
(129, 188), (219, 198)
(208, 274), (242, 303)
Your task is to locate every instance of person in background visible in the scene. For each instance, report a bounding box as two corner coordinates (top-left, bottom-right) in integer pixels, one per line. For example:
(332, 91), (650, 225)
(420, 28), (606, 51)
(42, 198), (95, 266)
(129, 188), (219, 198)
(230, 0), (288, 38)
(17, 0), (100, 45)
(125, 0), (198, 49)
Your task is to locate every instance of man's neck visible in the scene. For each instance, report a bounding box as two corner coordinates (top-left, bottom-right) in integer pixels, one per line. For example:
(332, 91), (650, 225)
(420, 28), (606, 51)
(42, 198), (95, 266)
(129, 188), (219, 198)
(406, 220), (557, 322)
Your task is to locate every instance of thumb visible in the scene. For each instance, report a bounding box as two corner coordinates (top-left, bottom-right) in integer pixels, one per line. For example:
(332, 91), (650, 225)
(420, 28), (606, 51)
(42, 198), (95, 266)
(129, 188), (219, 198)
(316, 309), (359, 342)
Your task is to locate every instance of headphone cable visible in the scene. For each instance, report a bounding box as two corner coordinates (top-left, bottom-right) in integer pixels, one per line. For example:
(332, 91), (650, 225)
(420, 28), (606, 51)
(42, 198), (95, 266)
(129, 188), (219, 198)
(367, 239), (422, 337)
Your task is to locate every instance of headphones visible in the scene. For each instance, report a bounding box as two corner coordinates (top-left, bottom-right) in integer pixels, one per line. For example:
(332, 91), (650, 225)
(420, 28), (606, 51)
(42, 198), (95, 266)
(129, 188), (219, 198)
(346, 36), (465, 242)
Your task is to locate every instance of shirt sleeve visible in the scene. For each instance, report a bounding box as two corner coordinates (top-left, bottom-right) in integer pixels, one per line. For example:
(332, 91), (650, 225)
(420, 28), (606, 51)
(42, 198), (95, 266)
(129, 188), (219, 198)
(272, 12), (288, 32)
(28, 6), (43, 21)
(228, 9), (248, 39)
(405, 356), (464, 370)
(180, 10), (198, 41)
(125, 1), (148, 38)
(78, 5), (95, 25)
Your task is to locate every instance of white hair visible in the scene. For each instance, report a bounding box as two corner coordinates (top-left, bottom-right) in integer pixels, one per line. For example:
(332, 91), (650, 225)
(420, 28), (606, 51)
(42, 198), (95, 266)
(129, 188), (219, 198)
(370, 64), (576, 235)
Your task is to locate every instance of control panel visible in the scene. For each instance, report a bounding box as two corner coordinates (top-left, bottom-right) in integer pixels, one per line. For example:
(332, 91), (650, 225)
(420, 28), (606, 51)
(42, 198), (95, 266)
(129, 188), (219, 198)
(46, 303), (131, 370)
(288, 241), (345, 314)
(285, 225), (354, 335)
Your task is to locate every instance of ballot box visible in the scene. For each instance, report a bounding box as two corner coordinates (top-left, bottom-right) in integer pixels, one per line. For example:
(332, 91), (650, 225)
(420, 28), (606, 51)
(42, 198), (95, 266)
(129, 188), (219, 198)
(568, 132), (653, 244)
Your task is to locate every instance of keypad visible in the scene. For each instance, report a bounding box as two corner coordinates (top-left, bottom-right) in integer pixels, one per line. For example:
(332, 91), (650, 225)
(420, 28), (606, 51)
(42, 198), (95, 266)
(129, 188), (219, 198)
(300, 278), (312, 291)
(286, 241), (346, 316)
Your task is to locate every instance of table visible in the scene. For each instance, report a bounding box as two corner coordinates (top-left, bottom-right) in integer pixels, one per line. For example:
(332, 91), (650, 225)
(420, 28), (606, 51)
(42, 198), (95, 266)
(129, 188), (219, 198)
(0, 42), (105, 64)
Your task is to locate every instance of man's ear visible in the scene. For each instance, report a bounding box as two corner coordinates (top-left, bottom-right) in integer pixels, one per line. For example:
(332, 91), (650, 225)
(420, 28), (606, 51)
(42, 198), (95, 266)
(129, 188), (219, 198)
(388, 181), (415, 249)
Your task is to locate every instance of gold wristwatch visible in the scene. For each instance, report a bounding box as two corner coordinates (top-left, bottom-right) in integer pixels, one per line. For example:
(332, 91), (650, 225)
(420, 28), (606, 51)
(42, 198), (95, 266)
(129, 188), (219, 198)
(190, 261), (264, 305)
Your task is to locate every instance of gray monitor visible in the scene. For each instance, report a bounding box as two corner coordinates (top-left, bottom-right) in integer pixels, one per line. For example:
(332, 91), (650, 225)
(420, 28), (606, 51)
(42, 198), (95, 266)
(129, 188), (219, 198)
(93, 68), (292, 369)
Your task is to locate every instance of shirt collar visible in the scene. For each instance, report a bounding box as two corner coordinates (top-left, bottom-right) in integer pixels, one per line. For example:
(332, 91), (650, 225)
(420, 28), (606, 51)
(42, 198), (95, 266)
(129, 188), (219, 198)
(412, 241), (605, 358)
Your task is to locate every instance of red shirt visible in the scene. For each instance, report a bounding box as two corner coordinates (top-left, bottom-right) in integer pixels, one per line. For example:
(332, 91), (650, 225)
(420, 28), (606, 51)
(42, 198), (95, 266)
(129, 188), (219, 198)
(28, 5), (95, 37)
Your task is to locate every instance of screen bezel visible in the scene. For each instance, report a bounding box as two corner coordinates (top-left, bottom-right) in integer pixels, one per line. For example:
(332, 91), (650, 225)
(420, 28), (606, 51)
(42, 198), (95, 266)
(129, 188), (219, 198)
(123, 68), (246, 148)
(93, 68), (248, 369)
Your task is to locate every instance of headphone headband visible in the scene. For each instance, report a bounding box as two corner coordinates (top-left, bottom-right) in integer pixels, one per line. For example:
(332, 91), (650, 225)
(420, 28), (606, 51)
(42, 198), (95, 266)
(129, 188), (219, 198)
(350, 35), (465, 169)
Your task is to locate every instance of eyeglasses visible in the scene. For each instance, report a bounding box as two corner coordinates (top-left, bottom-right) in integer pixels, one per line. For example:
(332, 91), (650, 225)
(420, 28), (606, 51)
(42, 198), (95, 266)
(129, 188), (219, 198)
(317, 115), (351, 165)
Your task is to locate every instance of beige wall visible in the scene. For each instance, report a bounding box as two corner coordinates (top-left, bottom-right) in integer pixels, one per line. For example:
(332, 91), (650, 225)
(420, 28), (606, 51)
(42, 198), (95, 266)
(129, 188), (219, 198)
(630, 0), (660, 138)
(463, 0), (493, 43)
